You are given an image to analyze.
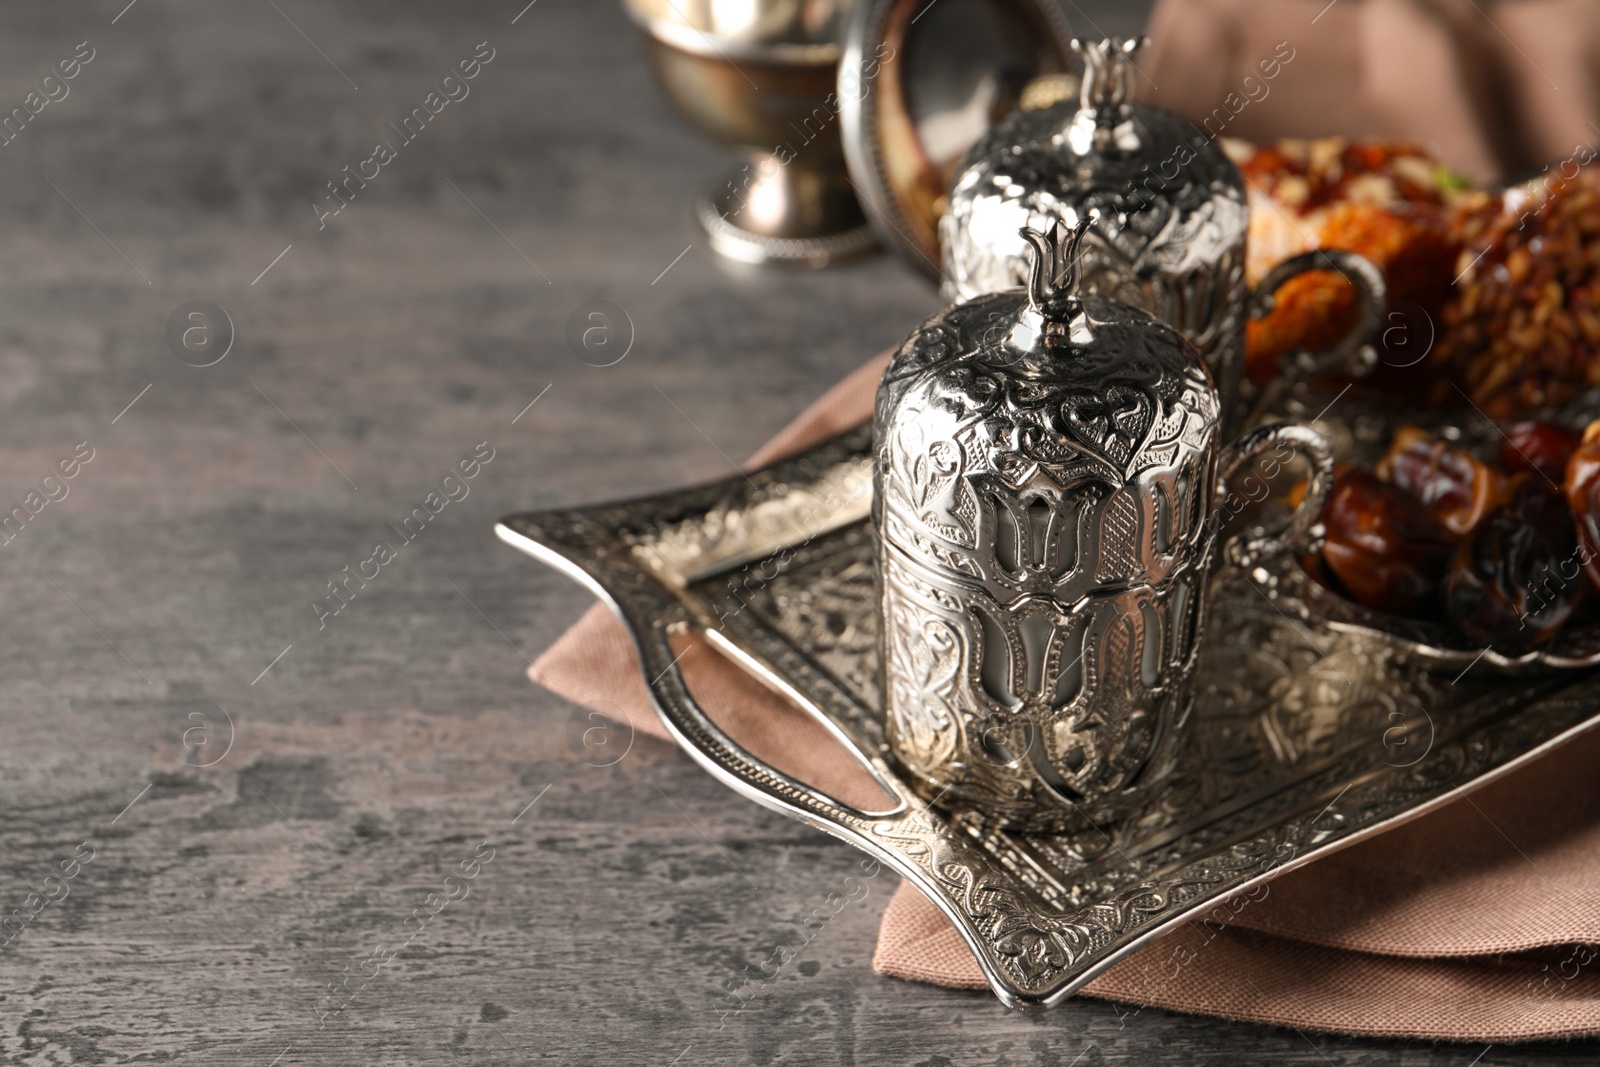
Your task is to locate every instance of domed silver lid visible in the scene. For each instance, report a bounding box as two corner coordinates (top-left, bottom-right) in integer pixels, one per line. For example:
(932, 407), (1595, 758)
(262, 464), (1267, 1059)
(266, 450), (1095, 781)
(939, 38), (1247, 309)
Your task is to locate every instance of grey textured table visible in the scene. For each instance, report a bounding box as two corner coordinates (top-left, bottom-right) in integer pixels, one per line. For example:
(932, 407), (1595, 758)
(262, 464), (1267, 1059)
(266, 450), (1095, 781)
(0, 2), (1592, 1064)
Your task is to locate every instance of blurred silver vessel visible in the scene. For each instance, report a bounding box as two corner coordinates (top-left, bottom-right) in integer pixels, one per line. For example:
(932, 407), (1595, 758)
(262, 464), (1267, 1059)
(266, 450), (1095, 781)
(624, 0), (878, 267)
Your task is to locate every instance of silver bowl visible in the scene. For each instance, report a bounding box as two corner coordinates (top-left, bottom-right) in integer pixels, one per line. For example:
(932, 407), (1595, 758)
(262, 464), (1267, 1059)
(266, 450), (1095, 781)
(624, 0), (879, 268)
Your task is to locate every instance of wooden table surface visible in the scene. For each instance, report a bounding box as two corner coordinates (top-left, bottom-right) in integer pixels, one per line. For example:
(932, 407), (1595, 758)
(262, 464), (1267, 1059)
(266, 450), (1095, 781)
(0, 2), (1592, 1064)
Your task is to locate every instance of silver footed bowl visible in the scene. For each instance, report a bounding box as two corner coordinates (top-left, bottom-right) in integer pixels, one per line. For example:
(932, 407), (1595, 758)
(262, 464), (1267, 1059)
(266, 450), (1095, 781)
(624, 0), (878, 268)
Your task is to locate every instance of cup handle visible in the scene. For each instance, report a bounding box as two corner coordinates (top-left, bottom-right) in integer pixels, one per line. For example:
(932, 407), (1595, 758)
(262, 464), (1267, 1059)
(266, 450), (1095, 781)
(1250, 249), (1386, 381)
(1213, 422), (1334, 570)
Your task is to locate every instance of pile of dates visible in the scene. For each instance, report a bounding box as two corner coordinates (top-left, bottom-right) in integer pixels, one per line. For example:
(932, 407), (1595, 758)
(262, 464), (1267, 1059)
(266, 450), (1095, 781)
(1310, 419), (1600, 652)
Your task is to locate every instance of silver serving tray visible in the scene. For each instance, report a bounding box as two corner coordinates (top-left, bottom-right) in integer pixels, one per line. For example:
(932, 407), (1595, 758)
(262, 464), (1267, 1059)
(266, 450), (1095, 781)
(497, 420), (1600, 1011)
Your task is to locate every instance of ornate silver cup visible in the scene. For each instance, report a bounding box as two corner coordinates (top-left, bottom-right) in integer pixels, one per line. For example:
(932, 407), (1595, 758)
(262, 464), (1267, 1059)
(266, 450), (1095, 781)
(624, 0), (879, 268)
(874, 221), (1334, 831)
(940, 37), (1384, 432)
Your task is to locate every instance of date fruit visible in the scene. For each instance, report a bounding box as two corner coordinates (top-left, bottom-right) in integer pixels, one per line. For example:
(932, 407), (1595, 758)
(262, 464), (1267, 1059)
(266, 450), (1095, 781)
(1376, 425), (1502, 537)
(1442, 480), (1582, 650)
(1321, 466), (1456, 615)
(1563, 419), (1600, 592)
(1503, 420), (1580, 482)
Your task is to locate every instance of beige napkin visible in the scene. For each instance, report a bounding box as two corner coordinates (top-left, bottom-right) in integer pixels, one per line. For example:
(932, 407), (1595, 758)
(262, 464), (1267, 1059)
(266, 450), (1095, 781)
(531, 354), (1600, 1040)
(1141, 0), (1600, 183)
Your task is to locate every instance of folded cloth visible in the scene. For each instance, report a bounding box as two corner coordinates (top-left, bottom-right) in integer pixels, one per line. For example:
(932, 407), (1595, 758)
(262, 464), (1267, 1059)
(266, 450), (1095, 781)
(1141, 0), (1600, 183)
(530, 354), (1600, 1040)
